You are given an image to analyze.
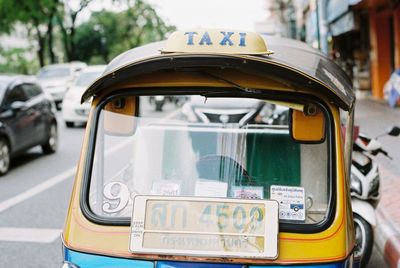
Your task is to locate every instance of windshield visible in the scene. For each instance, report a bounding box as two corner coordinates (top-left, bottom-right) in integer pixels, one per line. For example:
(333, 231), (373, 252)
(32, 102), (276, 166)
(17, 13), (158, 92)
(75, 71), (102, 87)
(88, 94), (330, 228)
(37, 67), (70, 79)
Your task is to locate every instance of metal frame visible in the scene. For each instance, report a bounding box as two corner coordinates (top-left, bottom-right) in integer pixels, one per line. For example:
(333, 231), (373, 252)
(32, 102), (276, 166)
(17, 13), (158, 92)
(129, 195), (279, 259)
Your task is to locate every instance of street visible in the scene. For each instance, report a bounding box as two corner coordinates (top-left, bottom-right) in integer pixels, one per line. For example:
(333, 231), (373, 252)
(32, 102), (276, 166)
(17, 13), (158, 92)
(0, 113), (82, 266)
(0, 99), (179, 267)
(0, 99), (388, 267)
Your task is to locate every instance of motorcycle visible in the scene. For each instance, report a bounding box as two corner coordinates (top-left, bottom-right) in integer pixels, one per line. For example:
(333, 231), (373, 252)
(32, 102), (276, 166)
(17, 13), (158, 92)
(350, 125), (400, 267)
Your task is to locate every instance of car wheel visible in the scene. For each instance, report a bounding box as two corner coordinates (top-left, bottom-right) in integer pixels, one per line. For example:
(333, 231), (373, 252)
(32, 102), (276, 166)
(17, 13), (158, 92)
(42, 122), (58, 154)
(65, 121), (74, 128)
(0, 138), (10, 176)
(353, 213), (373, 267)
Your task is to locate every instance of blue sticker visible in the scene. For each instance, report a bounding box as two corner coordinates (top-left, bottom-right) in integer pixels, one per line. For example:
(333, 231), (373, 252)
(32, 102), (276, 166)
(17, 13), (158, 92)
(290, 204), (304, 211)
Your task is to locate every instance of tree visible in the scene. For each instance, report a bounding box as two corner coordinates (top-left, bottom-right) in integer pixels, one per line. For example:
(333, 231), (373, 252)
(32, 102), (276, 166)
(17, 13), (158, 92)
(0, 0), (93, 66)
(0, 47), (39, 74)
(56, 0), (92, 61)
(74, 2), (175, 64)
(0, 0), (59, 67)
(0, 0), (175, 69)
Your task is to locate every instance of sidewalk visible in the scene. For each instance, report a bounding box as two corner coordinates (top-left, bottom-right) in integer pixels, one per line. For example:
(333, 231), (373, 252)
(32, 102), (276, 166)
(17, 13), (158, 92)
(355, 98), (400, 268)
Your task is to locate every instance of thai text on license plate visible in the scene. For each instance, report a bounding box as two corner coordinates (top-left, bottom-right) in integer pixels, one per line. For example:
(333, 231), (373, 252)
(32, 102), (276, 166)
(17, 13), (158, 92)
(130, 196), (278, 259)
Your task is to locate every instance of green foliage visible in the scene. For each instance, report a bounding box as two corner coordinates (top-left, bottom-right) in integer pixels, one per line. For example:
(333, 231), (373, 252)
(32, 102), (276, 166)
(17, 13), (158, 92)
(0, 0), (61, 66)
(0, 0), (176, 67)
(0, 47), (39, 74)
(0, 0), (58, 30)
(75, 1), (176, 64)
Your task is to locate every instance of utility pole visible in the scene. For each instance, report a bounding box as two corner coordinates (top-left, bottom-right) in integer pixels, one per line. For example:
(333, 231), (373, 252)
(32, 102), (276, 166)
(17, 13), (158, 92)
(316, 0), (321, 50)
(317, 0), (329, 54)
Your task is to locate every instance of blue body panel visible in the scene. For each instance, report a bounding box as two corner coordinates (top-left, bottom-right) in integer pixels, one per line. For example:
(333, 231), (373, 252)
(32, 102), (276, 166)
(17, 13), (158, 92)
(64, 248), (153, 268)
(156, 261), (244, 268)
(64, 247), (359, 268)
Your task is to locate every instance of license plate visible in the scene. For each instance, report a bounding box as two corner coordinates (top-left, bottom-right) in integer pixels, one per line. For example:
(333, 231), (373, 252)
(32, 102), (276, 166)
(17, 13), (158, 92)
(130, 196), (278, 259)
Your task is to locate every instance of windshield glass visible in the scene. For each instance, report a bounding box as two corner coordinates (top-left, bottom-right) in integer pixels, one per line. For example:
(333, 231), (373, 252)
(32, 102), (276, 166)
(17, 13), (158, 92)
(37, 67), (70, 79)
(75, 71), (102, 87)
(88, 95), (330, 226)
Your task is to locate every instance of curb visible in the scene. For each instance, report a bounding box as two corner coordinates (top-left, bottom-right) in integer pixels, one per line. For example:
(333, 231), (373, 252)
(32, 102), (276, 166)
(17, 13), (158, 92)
(375, 208), (400, 268)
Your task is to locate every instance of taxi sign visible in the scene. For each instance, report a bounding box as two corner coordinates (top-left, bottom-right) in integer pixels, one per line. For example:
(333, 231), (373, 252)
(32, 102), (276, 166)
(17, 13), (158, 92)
(161, 29), (274, 55)
(130, 195), (279, 259)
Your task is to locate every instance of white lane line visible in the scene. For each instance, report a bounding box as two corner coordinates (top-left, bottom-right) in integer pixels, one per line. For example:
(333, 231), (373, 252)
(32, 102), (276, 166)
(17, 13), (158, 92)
(0, 108), (182, 214)
(0, 167), (76, 214)
(0, 227), (61, 243)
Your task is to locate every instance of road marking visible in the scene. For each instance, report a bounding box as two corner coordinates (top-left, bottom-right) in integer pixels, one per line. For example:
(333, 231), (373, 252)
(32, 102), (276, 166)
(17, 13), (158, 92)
(0, 108), (182, 214)
(0, 227), (61, 243)
(0, 167), (76, 214)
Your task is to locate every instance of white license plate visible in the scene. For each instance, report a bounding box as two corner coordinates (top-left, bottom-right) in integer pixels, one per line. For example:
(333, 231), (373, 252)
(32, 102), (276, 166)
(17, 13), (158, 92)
(129, 196), (278, 259)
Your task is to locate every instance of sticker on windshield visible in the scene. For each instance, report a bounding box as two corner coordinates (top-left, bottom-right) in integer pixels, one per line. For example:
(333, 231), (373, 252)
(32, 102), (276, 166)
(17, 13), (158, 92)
(270, 185), (305, 221)
(150, 181), (181, 196)
(195, 180), (228, 197)
(231, 186), (264, 199)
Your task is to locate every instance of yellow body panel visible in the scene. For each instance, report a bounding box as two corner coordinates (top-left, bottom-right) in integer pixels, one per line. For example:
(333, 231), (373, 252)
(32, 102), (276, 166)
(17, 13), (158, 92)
(63, 66), (355, 263)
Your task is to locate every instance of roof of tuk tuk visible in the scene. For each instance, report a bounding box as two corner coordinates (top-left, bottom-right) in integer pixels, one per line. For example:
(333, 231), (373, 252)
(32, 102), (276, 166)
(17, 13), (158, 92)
(82, 32), (355, 110)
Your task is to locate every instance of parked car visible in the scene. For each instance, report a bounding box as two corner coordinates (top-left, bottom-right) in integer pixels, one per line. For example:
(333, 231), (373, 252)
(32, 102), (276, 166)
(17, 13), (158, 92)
(37, 62), (87, 109)
(62, 65), (106, 127)
(182, 96), (275, 125)
(0, 75), (58, 175)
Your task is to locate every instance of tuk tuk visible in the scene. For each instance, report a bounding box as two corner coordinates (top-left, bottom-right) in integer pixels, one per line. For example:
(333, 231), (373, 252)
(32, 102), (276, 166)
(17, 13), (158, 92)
(62, 29), (357, 267)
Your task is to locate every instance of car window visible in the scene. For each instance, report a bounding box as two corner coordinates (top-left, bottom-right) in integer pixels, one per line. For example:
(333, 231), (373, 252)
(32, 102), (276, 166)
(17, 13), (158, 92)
(22, 84), (42, 98)
(4, 85), (28, 105)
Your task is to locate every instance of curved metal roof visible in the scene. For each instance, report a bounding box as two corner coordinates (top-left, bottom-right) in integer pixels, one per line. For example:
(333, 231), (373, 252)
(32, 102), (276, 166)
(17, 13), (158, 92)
(82, 35), (354, 110)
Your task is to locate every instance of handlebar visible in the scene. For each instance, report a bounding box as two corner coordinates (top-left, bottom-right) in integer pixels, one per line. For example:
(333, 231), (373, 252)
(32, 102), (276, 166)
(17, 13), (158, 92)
(372, 148), (393, 160)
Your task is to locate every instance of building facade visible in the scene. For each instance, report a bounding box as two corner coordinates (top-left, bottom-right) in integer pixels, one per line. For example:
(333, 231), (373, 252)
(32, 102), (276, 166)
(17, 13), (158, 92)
(298, 0), (400, 99)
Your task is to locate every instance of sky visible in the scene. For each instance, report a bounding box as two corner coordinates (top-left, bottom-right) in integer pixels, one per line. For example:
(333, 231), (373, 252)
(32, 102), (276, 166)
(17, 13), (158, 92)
(146, 0), (268, 31)
(83, 0), (268, 32)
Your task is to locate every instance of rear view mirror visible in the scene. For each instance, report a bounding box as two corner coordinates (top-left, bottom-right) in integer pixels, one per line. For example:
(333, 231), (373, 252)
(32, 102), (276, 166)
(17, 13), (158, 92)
(290, 104), (325, 143)
(103, 96), (137, 136)
(387, 126), (400, 137)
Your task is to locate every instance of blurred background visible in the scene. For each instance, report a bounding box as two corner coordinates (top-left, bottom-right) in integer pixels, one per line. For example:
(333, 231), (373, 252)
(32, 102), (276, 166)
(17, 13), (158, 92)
(0, 0), (399, 267)
(1, 0), (399, 100)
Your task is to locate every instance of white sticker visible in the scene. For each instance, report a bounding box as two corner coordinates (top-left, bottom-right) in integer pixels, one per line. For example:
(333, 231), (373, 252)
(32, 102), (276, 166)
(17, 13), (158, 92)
(195, 180), (228, 197)
(150, 181), (181, 196)
(270, 185), (305, 221)
(231, 186), (264, 199)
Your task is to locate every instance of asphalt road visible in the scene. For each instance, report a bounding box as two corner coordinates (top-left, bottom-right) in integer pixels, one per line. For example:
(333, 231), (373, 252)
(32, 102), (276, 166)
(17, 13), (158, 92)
(0, 98), (387, 267)
(0, 113), (83, 267)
